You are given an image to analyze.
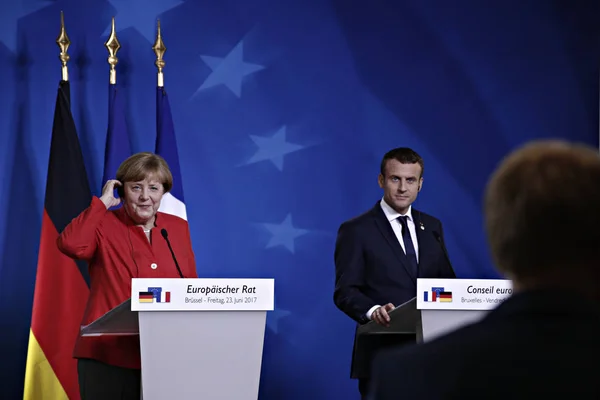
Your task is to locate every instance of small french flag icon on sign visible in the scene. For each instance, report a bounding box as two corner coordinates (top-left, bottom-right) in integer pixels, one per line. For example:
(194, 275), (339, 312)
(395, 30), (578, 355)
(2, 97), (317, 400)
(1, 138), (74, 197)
(148, 287), (171, 303)
(160, 291), (171, 303)
(424, 287), (445, 302)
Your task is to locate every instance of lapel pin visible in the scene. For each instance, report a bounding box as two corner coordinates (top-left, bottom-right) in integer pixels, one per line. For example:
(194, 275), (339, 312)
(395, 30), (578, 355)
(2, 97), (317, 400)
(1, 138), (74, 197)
(420, 222), (425, 230)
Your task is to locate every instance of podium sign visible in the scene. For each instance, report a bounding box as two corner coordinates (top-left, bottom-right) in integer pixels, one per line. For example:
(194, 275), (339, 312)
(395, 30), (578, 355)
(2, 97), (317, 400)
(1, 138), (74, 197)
(131, 278), (274, 400)
(416, 278), (512, 341)
(131, 278), (274, 311)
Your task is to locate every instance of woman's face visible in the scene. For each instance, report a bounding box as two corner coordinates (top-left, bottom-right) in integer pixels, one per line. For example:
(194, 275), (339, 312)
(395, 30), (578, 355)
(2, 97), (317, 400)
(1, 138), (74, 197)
(122, 175), (165, 225)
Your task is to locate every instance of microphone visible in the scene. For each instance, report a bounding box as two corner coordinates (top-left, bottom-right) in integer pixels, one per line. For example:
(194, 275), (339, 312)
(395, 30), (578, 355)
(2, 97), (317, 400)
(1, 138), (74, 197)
(433, 231), (455, 277)
(161, 228), (184, 278)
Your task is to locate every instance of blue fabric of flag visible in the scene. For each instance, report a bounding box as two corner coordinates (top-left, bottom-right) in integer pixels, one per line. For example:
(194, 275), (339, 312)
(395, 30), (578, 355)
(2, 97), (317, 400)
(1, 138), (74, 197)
(156, 86), (187, 220)
(103, 84), (132, 186)
(156, 87), (184, 202)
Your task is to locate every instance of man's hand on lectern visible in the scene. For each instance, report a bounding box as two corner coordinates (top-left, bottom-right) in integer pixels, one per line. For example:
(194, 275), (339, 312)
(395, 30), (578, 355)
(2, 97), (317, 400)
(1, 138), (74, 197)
(372, 303), (395, 327)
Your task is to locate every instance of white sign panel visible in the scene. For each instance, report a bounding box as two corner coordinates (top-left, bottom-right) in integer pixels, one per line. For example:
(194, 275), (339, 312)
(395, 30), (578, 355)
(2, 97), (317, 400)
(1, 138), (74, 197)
(416, 278), (513, 310)
(131, 278), (275, 311)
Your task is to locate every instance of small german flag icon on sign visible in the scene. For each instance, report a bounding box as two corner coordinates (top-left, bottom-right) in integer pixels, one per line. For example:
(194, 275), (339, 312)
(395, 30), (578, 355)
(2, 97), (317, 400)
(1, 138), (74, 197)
(438, 292), (452, 302)
(138, 292), (154, 303)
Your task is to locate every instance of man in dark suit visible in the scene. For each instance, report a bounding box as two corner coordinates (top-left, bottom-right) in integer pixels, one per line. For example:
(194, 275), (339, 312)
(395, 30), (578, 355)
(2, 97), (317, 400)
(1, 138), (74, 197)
(368, 140), (600, 399)
(333, 147), (456, 399)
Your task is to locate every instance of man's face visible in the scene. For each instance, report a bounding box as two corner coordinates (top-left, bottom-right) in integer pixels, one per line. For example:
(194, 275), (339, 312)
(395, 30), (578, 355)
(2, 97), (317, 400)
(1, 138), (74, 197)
(378, 159), (423, 214)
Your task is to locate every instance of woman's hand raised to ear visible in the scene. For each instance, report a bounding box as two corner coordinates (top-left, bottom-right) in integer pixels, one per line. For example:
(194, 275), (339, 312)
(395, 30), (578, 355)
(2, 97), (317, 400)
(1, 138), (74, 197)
(99, 179), (122, 209)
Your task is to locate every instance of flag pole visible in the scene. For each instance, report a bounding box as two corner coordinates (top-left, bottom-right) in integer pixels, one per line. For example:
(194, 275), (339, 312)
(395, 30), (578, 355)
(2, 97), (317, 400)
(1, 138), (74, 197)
(56, 11), (70, 82)
(24, 12), (92, 400)
(153, 19), (166, 88)
(104, 17), (121, 84)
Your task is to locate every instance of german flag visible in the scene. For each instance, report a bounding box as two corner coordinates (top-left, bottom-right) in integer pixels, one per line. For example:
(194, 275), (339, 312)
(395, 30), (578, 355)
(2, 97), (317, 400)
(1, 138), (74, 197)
(139, 291), (155, 303)
(23, 80), (91, 399)
(439, 292), (453, 302)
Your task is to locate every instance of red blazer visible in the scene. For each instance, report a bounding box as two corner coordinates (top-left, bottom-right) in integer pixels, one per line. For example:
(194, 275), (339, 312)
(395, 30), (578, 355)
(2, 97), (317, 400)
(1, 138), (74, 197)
(57, 196), (198, 369)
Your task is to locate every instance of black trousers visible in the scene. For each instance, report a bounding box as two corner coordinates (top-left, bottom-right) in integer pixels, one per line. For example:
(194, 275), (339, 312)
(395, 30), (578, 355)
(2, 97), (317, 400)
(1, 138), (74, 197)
(358, 378), (369, 400)
(77, 358), (141, 400)
(359, 378), (370, 400)
(356, 332), (417, 399)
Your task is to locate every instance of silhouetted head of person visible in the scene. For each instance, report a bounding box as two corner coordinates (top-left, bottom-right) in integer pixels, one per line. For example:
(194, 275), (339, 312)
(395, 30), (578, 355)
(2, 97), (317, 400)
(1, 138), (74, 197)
(484, 140), (600, 300)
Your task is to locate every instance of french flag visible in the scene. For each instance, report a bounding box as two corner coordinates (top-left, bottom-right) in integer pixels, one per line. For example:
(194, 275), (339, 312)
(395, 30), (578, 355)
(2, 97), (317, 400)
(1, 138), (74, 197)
(424, 287), (445, 302)
(155, 85), (186, 221)
(158, 291), (171, 303)
(148, 287), (171, 303)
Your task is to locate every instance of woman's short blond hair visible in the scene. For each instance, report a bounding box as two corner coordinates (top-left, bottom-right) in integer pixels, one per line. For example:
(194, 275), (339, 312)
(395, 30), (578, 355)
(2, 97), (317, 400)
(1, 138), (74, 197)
(116, 152), (173, 193)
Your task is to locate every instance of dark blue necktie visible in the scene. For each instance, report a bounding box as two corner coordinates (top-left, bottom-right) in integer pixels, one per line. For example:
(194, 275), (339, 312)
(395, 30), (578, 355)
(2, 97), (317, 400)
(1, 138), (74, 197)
(398, 216), (418, 277)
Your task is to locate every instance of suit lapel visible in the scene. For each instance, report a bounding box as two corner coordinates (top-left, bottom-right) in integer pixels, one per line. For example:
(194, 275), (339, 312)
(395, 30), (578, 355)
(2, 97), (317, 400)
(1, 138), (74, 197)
(412, 208), (433, 278)
(412, 208), (425, 277)
(371, 204), (417, 282)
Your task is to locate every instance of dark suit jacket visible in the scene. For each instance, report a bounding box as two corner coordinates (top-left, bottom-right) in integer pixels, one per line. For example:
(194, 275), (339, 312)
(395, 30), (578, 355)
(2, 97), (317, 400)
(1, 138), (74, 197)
(368, 289), (600, 399)
(334, 201), (455, 378)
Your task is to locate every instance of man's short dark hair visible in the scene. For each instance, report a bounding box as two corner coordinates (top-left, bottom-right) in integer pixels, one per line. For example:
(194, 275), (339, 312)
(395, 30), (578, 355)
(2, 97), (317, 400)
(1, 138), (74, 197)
(380, 148), (424, 177)
(484, 140), (600, 280)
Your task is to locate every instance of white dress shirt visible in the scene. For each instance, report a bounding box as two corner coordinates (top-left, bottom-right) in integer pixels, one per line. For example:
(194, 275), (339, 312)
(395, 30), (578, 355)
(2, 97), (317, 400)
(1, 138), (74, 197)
(366, 198), (420, 320)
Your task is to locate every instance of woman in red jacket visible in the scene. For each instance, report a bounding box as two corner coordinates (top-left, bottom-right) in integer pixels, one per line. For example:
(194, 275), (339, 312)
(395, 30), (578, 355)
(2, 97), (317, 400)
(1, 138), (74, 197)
(57, 152), (198, 400)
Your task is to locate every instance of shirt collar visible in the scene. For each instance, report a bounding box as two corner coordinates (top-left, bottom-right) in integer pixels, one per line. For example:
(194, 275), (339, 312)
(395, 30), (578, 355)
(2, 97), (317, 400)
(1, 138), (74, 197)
(380, 198), (413, 222)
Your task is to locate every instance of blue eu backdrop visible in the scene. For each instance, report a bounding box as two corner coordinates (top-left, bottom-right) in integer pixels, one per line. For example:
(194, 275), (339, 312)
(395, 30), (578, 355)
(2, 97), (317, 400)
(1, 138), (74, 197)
(0, 1), (598, 399)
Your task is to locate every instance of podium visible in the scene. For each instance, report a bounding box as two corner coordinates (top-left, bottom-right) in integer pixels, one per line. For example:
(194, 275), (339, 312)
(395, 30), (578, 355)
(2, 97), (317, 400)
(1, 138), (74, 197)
(352, 297), (420, 379)
(354, 278), (512, 378)
(80, 278), (275, 400)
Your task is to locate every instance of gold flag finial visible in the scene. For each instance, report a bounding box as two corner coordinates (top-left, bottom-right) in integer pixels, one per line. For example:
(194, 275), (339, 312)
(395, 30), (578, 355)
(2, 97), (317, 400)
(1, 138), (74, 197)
(104, 17), (121, 84)
(152, 19), (166, 87)
(56, 11), (70, 81)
